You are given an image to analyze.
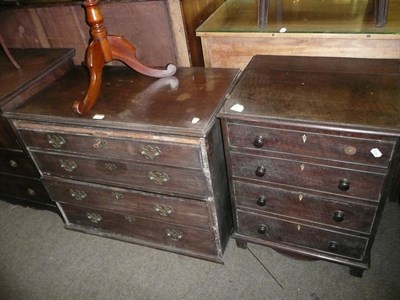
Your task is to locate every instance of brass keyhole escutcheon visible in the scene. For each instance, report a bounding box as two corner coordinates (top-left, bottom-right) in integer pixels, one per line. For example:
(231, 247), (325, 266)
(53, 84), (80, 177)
(300, 164), (305, 171)
(302, 134), (307, 143)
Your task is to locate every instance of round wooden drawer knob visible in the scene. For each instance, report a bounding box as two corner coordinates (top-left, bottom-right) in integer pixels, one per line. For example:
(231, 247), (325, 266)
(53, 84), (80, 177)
(333, 210), (345, 222)
(253, 136), (265, 148)
(257, 196), (267, 206)
(257, 224), (269, 234)
(255, 166), (266, 177)
(338, 178), (350, 191)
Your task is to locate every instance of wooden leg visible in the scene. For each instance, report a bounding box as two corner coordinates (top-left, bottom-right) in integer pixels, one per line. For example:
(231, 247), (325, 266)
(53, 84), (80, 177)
(0, 34), (20, 69)
(349, 267), (364, 277)
(108, 35), (176, 78)
(72, 39), (105, 115)
(235, 239), (248, 249)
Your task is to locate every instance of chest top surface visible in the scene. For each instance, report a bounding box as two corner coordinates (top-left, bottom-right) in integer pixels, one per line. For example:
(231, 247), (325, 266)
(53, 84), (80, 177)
(9, 66), (239, 137)
(0, 48), (75, 107)
(219, 55), (400, 135)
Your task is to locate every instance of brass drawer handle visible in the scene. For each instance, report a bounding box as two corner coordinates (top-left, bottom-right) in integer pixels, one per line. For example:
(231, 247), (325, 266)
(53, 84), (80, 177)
(9, 159), (18, 168)
(87, 212), (102, 223)
(27, 188), (36, 196)
(125, 215), (136, 223)
(60, 159), (77, 172)
(93, 138), (108, 149)
(148, 171), (169, 185)
(47, 134), (66, 148)
(112, 192), (123, 200)
(139, 145), (162, 160)
(69, 189), (87, 201)
(104, 163), (117, 171)
(153, 204), (173, 216)
(165, 229), (183, 241)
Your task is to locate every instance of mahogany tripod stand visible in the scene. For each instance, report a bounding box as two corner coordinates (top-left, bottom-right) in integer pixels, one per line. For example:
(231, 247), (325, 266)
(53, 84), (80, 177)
(73, 0), (177, 115)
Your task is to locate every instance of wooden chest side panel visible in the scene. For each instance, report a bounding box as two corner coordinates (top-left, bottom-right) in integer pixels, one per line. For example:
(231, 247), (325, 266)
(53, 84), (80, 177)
(0, 149), (39, 177)
(0, 117), (20, 149)
(0, 173), (51, 204)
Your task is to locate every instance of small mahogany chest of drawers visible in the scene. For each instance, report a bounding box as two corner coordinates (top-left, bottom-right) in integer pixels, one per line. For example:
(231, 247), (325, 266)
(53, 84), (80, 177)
(0, 48), (74, 209)
(218, 55), (400, 276)
(7, 66), (238, 262)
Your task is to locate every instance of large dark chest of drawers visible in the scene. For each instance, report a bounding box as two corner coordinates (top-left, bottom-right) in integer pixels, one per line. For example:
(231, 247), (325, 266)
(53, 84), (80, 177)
(0, 48), (74, 208)
(7, 66), (238, 262)
(218, 55), (400, 275)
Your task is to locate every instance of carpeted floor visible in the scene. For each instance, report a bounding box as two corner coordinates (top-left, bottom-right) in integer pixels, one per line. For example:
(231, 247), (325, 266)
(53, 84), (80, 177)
(0, 199), (399, 300)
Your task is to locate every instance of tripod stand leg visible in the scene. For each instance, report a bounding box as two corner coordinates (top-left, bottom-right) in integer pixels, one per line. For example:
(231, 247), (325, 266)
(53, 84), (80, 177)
(73, 39), (105, 115)
(108, 35), (176, 78)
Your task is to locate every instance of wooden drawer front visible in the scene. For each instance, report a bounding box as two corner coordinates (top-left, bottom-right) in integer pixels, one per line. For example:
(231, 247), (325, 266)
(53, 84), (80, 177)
(234, 181), (376, 233)
(237, 210), (368, 259)
(0, 149), (39, 177)
(32, 151), (209, 199)
(60, 203), (217, 256)
(231, 152), (385, 201)
(0, 173), (51, 204)
(43, 177), (210, 230)
(227, 123), (395, 167)
(18, 129), (202, 169)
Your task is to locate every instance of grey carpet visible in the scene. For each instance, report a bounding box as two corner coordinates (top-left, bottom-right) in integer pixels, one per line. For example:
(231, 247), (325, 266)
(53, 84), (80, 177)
(0, 199), (399, 300)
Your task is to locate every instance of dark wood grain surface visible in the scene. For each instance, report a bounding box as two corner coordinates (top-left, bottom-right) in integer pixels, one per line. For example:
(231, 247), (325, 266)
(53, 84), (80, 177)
(9, 66), (239, 136)
(0, 48), (75, 107)
(219, 55), (400, 134)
